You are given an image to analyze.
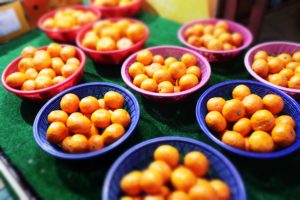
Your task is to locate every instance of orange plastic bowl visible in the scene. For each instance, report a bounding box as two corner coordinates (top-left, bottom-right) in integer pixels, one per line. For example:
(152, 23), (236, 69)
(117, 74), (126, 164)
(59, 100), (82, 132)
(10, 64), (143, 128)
(1, 45), (86, 101)
(38, 5), (101, 43)
(89, 0), (142, 18)
(76, 18), (149, 64)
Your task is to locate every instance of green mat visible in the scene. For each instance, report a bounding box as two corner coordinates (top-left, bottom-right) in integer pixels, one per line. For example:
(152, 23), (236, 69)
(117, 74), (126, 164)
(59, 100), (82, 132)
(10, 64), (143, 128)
(1, 11), (300, 200)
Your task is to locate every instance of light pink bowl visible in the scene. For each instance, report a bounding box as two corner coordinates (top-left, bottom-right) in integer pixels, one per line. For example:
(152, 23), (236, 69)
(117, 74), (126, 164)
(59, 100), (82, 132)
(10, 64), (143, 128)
(76, 18), (149, 64)
(178, 19), (253, 62)
(121, 46), (211, 102)
(1, 45), (86, 101)
(38, 5), (101, 43)
(244, 41), (300, 99)
(89, 0), (142, 18)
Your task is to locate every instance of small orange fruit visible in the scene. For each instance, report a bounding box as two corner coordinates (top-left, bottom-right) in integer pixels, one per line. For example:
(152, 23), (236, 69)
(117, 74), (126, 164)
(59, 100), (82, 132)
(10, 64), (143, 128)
(288, 74), (300, 89)
(186, 66), (201, 79)
(82, 34), (99, 49)
(233, 118), (252, 136)
(70, 134), (89, 153)
(216, 20), (229, 31)
(271, 123), (296, 148)
(268, 73), (288, 87)
(154, 145), (179, 168)
(91, 109), (111, 128)
(48, 110), (69, 124)
(248, 131), (274, 152)
(117, 38), (133, 50)
(101, 26), (120, 41)
(79, 96), (100, 114)
(279, 68), (294, 80)
(88, 135), (104, 151)
(164, 57), (177, 68)
(62, 136), (72, 153)
(275, 115), (295, 128)
(111, 109), (131, 128)
(262, 94), (284, 115)
(140, 169), (164, 194)
(268, 57), (284, 74)
(60, 93), (80, 113)
(157, 81), (174, 93)
(168, 191), (189, 200)
(148, 160), (172, 183)
(207, 38), (222, 50)
(205, 111), (227, 133)
(222, 99), (246, 122)
(242, 94), (263, 116)
(33, 51), (52, 71)
(120, 171), (142, 196)
(53, 76), (66, 84)
(168, 61), (187, 80)
(21, 46), (36, 58)
(171, 166), (197, 192)
(232, 84), (251, 100)
(179, 74), (199, 91)
(286, 62), (300, 71)
(278, 53), (292, 66)
(145, 63), (163, 78)
(97, 37), (116, 51)
(47, 43), (62, 57)
(152, 55), (165, 65)
(181, 53), (197, 67)
(221, 130), (245, 150)
(133, 74), (148, 87)
(140, 78), (158, 92)
(250, 109), (275, 132)
(38, 68), (56, 79)
(98, 98), (107, 109)
(18, 58), (35, 72)
(46, 122), (68, 143)
(35, 76), (53, 90)
(102, 123), (125, 145)
(254, 50), (268, 60)
(136, 50), (153, 66)
(206, 97), (226, 112)
(60, 46), (76, 62)
(188, 178), (218, 200)
(153, 69), (172, 84)
(129, 62), (145, 78)
(67, 113), (91, 135)
(66, 57), (80, 67)
(5, 72), (26, 88)
(51, 57), (64, 75)
(252, 58), (269, 78)
(21, 80), (36, 91)
(116, 19), (131, 36)
(184, 151), (209, 176)
(24, 68), (38, 80)
(210, 179), (231, 200)
(104, 91), (125, 109)
(292, 51), (300, 62)
(231, 32), (243, 47)
(61, 64), (78, 78)
(126, 23), (145, 43)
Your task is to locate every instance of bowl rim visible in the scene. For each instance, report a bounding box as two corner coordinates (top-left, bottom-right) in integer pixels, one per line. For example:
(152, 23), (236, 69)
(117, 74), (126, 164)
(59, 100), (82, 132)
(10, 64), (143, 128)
(121, 45), (211, 97)
(244, 41), (300, 94)
(38, 4), (101, 33)
(88, 0), (142, 10)
(196, 79), (300, 159)
(1, 44), (86, 95)
(102, 136), (246, 200)
(33, 82), (140, 160)
(75, 17), (150, 55)
(178, 18), (253, 54)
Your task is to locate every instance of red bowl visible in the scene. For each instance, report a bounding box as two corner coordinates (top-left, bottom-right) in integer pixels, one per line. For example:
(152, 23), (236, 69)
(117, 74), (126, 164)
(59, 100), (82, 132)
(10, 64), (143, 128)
(1, 45), (86, 101)
(89, 0), (142, 18)
(76, 18), (149, 64)
(38, 5), (101, 43)
(178, 19), (253, 62)
(121, 46), (211, 102)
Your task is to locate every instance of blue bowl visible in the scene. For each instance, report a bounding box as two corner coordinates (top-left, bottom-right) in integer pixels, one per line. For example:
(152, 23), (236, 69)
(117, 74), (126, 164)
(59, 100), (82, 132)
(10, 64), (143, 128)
(196, 80), (300, 159)
(102, 136), (246, 200)
(33, 82), (140, 160)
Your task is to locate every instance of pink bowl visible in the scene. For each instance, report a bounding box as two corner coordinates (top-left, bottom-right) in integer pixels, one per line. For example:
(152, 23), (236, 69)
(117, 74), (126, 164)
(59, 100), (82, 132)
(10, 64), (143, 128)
(178, 19), (253, 62)
(38, 5), (101, 43)
(89, 0), (142, 18)
(76, 18), (149, 64)
(1, 45), (86, 101)
(121, 46), (211, 102)
(244, 41), (300, 99)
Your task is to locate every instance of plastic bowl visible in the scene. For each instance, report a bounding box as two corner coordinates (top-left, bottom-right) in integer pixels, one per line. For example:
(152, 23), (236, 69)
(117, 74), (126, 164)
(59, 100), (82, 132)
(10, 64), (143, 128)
(76, 18), (149, 64)
(33, 82), (140, 160)
(1, 45), (86, 101)
(102, 136), (246, 200)
(196, 80), (300, 159)
(121, 45), (211, 102)
(38, 5), (101, 43)
(244, 41), (300, 99)
(89, 0), (142, 18)
(178, 19), (253, 62)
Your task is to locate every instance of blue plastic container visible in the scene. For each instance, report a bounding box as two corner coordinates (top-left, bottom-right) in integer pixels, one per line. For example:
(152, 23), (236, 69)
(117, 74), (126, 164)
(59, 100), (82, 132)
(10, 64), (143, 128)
(102, 136), (246, 200)
(33, 82), (140, 160)
(196, 80), (300, 159)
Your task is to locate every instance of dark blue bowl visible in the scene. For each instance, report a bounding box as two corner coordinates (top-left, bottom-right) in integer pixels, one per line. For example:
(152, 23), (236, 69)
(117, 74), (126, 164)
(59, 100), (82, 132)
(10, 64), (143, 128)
(196, 80), (300, 159)
(102, 136), (246, 200)
(33, 82), (140, 160)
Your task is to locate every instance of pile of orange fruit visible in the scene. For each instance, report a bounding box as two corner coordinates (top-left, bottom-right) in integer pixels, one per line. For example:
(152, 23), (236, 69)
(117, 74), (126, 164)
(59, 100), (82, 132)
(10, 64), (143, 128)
(128, 50), (201, 93)
(81, 19), (146, 51)
(184, 20), (243, 51)
(93, 0), (135, 7)
(205, 84), (296, 153)
(42, 8), (97, 30)
(46, 91), (131, 153)
(5, 43), (80, 91)
(251, 50), (300, 89)
(120, 145), (231, 200)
